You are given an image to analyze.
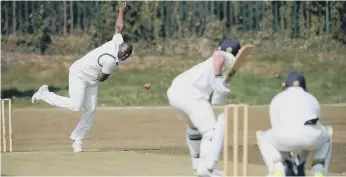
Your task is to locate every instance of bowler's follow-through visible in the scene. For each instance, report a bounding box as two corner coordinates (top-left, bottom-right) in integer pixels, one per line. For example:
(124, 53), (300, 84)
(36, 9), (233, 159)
(31, 2), (133, 153)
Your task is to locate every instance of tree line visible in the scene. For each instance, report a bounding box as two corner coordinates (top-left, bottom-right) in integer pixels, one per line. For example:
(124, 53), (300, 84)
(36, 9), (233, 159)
(1, 1), (345, 53)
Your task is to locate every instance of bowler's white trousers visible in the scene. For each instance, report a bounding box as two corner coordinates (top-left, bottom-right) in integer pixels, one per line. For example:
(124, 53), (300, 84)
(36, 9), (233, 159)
(41, 70), (98, 141)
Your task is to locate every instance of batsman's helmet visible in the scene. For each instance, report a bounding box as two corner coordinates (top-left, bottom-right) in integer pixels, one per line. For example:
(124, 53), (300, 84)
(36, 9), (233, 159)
(218, 38), (241, 56)
(282, 71), (306, 91)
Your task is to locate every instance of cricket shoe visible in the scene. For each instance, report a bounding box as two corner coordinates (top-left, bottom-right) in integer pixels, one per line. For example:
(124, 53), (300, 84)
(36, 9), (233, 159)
(313, 172), (325, 177)
(72, 140), (83, 153)
(268, 170), (285, 177)
(207, 169), (224, 177)
(31, 85), (49, 104)
(195, 169), (224, 177)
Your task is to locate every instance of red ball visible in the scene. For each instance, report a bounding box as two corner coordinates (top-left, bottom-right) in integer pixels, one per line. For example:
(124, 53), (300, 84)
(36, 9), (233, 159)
(144, 83), (150, 89)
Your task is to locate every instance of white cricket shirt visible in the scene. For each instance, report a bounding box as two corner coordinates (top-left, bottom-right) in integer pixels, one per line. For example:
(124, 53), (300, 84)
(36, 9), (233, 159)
(269, 87), (321, 130)
(171, 51), (235, 99)
(69, 34), (124, 85)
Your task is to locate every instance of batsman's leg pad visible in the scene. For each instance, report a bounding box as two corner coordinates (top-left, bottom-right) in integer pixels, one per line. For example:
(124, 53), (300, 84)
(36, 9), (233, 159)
(186, 126), (202, 171)
(196, 113), (225, 176)
(196, 129), (214, 176)
(312, 126), (333, 176)
(207, 113), (225, 170)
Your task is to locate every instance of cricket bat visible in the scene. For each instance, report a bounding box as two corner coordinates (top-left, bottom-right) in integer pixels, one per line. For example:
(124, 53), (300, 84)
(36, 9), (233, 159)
(223, 44), (255, 84)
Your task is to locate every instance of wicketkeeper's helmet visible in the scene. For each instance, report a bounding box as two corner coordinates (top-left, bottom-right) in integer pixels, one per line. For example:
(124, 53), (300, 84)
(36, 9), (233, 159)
(282, 71), (307, 91)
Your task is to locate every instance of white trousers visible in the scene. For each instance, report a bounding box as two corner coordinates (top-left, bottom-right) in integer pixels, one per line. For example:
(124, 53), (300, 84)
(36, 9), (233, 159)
(41, 70), (98, 141)
(257, 123), (331, 174)
(168, 85), (226, 175)
(167, 86), (216, 133)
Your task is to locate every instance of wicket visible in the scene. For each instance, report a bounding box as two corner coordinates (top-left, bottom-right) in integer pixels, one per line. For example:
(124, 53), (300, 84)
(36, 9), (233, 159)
(1, 98), (12, 153)
(223, 104), (249, 177)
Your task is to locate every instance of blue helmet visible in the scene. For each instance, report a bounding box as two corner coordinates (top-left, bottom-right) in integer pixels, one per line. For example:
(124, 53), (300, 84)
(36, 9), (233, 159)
(282, 71), (306, 91)
(218, 38), (241, 56)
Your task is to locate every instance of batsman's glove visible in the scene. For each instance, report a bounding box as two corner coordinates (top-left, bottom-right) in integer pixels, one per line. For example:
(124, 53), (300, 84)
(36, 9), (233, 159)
(212, 76), (230, 93)
(211, 76), (230, 105)
(210, 91), (229, 105)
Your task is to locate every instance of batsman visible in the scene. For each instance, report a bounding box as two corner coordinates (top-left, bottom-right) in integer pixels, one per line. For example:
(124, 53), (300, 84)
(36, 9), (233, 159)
(256, 72), (333, 177)
(167, 38), (248, 176)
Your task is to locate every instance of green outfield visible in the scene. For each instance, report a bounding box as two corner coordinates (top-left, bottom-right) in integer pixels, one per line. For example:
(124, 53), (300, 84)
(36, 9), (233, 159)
(2, 42), (346, 108)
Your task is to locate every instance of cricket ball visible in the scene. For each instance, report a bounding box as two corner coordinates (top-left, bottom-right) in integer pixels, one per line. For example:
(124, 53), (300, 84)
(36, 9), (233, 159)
(144, 83), (151, 89)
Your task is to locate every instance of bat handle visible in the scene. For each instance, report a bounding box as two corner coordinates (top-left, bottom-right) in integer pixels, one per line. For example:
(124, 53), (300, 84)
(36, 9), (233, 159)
(223, 77), (231, 85)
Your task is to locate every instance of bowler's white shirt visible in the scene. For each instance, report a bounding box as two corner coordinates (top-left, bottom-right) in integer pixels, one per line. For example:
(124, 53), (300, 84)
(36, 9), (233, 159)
(70, 34), (124, 85)
(171, 51), (235, 99)
(269, 87), (321, 131)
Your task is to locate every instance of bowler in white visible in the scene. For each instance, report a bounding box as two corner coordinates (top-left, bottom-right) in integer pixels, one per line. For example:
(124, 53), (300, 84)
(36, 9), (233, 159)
(31, 2), (132, 153)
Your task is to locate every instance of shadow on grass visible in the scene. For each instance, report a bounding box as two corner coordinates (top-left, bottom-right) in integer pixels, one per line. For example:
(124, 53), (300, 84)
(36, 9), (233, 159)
(1, 85), (64, 99)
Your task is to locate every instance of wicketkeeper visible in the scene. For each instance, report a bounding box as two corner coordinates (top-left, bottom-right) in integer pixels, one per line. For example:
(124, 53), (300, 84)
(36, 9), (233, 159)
(167, 38), (241, 176)
(256, 72), (333, 177)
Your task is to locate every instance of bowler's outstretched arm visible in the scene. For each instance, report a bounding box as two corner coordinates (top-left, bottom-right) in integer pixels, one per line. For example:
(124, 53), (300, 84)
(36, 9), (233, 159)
(98, 2), (127, 82)
(114, 2), (126, 34)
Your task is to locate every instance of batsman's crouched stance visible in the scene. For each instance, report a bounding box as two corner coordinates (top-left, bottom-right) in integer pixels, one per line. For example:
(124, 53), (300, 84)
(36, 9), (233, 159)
(256, 72), (332, 177)
(167, 38), (240, 176)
